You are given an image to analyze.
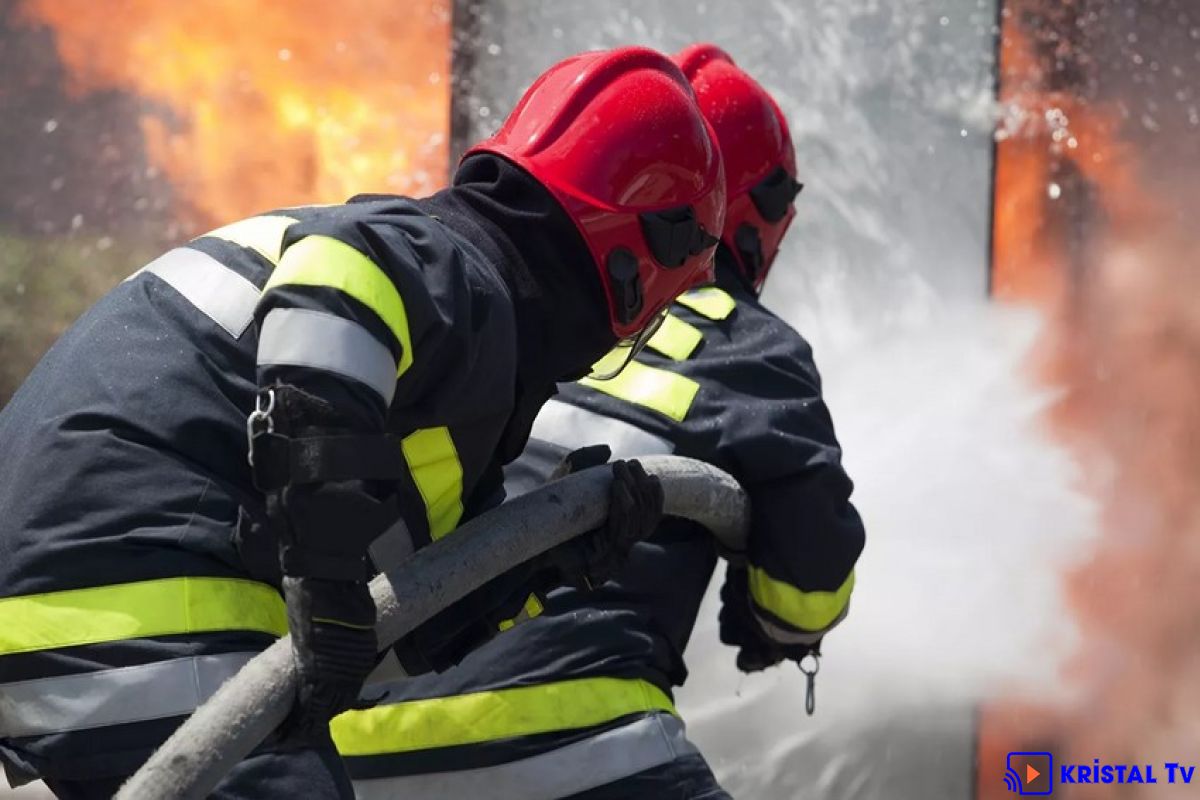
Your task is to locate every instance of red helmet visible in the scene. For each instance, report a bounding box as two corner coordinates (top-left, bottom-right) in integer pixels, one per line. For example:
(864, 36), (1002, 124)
(465, 47), (726, 338)
(674, 44), (802, 291)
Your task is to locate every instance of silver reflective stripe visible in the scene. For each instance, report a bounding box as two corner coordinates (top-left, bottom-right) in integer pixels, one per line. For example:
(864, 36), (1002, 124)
(139, 247), (261, 338)
(531, 399), (674, 460)
(753, 603), (849, 647)
(352, 712), (698, 800)
(258, 308), (398, 406)
(0, 652), (256, 737)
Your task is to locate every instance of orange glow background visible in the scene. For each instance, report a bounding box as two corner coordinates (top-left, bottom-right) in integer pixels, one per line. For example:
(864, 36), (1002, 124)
(13, 0), (452, 225)
(983, 1), (1200, 797)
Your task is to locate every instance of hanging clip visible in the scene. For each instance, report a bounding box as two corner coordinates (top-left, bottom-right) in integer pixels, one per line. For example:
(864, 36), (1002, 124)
(799, 652), (820, 716)
(245, 388), (276, 467)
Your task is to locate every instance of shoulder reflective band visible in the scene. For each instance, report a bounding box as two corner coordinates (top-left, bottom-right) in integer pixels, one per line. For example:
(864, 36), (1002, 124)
(350, 712), (697, 800)
(748, 566), (855, 633)
(0, 577), (287, 656)
(401, 427), (464, 540)
(676, 286), (736, 320)
(197, 215), (298, 265)
(331, 676), (676, 757)
(264, 235), (414, 377)
(0, 652), (256, 737)
(645, 313), (703, 361)
(530, 399), (674, 460)
(137, 248), (261, 338)
(579, 361), (700, 423)
(497, 593), (544, 633)
(258, 308), (399, 406)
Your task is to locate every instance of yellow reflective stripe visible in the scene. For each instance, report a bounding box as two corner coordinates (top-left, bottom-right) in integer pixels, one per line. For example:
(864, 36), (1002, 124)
(676, 287), (736, 320)
(0, 577), (287, 656)
(401, 426), (464, 540)
(497, 593), (545, 632)
(580, 361), (699, 422)
(589, 346), (632, 378)
(645, 313), (702, 361)
(264, 235), (414, 376)
(748, 567), (855, 632)
(198, 215), (298, 264)
(331, 677), (675, 756)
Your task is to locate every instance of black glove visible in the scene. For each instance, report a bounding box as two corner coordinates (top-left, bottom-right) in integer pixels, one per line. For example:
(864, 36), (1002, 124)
(539, 455), (664, 591)
(272, 481), (392, 739)
(719, 565), (820, 673)
(251, 385), (397, 739)
(280, 576), (378, 740)
(392, 449), (663, 676)
(391, 564), (542, 675)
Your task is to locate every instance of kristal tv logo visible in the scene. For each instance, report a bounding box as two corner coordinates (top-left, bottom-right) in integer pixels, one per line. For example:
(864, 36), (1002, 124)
(1005, 752), (1200, 794)
(1006, 752), (1053, 796)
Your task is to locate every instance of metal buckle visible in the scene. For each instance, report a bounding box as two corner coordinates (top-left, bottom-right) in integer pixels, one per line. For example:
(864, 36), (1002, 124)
(245, 388), (276, 467)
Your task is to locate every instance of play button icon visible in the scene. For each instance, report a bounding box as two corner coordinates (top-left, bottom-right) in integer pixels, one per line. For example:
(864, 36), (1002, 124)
(1006, 752), (1053, 795)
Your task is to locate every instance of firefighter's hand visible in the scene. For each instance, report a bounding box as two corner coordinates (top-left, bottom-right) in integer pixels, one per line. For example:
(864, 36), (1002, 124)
(542, 458), (663, 591)
(280, 577), (378, 741)
(719, 565), (820, 673)
(548, 444), (612, 481)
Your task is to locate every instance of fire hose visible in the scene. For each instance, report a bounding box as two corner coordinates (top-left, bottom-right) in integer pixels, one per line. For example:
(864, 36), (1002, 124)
(116, 455), (749, 799)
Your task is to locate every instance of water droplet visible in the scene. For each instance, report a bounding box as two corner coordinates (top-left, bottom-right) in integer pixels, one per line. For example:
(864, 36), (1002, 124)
(960, 129), (968, 137)
(278, 48), (292, 62)
(71, 213), (83, 229)
(43, 119), (58, 133)
(1047, 183), (1062, 200)
(478, 106), (491, 118)
(50, 177), (65, 191)
(97, 237), (113, 251)
(940, 16), (950, 26)
(487, 43), (501, 56)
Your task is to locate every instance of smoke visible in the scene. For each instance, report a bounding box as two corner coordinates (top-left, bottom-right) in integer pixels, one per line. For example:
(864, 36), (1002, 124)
(981, 1), (1200, 797)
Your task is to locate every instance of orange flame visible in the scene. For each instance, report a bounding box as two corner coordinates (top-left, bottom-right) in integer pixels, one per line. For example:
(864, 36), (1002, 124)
(14, 0), (451, 225)
(983, 3), (1200, 798)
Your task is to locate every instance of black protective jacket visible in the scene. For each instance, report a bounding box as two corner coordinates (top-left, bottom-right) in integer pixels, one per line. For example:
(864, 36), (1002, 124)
(0, 155), (609, 783)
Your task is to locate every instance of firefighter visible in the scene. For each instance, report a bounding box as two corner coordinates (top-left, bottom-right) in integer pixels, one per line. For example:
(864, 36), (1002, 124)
(0, 47), (725, 798)
(338, 44), (866, 800)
